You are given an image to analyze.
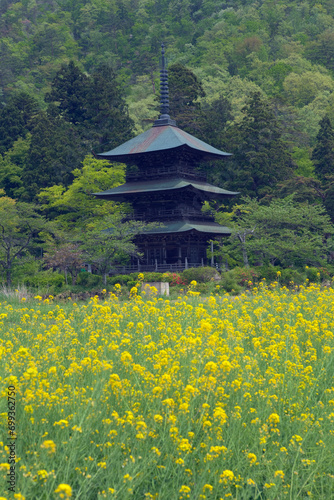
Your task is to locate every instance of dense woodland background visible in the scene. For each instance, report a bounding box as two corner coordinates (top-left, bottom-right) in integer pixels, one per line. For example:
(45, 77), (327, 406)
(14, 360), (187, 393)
(1, 0), (334, 290)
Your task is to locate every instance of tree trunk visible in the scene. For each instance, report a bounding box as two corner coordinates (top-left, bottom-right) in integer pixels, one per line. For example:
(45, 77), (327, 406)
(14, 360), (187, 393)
(238, 233), (249, 268)
(6, 267), (11, 287)
(242, 243), (249, 268)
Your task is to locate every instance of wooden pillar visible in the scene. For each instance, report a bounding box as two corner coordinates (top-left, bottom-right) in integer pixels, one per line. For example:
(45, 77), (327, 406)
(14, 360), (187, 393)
(145, 242), (148, 265)
(178, 244), (182, 265)
(211, 240), (214, 267)
(163, 240), (167, 264)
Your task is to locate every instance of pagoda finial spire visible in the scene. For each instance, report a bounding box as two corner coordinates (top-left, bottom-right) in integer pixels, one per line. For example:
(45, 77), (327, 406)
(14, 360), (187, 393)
(153, 43), (176, 127)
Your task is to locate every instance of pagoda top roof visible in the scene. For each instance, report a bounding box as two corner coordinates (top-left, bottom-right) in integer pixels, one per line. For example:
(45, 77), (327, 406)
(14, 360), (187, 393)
(94, 177), (238, 199)
(95, 124), (232, 162)
(142, 220), (231, 235)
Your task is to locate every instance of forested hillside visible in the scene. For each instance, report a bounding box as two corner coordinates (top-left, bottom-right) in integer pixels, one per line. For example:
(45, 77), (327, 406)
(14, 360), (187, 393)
(1, 0), (334, 286)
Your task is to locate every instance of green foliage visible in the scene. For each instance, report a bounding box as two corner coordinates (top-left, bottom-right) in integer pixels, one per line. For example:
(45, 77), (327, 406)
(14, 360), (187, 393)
(0, 92), (39, 154)
(46, 61), (134, 150)
(312, 115), (334, 182)
(279, 268), (306, 287)
(76, 271), (102, 289)
(0, 194), (52, 286)
(291, 147), (315, 178)
(107, 274), (137, 286)
(38, 154), (126, 228)
(212, 196), (334, 269)
(79, 214), (160, 285)
(225, 92), (296, 198)
(21, 112), (84, 201)
(168, 63), (205, 135)
(252, 265), (279, 283)
(219, 271), (243, 294)
(2, 0), (334, 284)
(181, 266), (219, 284)
(24, 269), (66, 294)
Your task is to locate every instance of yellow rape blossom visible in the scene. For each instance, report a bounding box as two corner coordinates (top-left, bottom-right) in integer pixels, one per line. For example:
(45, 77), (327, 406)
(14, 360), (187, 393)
(54, 484), (72, 498)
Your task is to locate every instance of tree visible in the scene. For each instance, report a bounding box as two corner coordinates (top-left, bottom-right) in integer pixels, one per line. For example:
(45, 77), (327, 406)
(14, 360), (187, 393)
(168, 63), (205, 135)
(225, 92), (296, 198)
(204, 201), (258, 268)
(38, 154), (126, 228)
(21, 112), (84, 201)
(44, 243), (84, 285)
(312, 115), (334, 182)
(0, 192), (51, 286)
(0, 92), (39, 155)
(200, 94), (233, 149)
(44, 61), (89, 125)
(80, 214), (160, 285)
(283, 71), (334, 108)
(0, 136), (31, 200)
(45, 61), (134, 151)
(209, 196), (334, 268)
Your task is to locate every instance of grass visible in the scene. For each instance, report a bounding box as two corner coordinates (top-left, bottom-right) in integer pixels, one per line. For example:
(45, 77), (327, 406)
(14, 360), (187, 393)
(1, 283), (334, 499)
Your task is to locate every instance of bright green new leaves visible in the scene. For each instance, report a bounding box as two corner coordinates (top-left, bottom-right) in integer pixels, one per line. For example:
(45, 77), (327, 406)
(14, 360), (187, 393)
(38, 154), (126, 230)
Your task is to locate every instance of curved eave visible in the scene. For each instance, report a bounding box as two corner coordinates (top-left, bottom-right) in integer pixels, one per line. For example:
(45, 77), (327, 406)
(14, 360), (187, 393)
(93, 178), (239, 199)
(140, 221), (231, 235)
(95, 125), (232, 162)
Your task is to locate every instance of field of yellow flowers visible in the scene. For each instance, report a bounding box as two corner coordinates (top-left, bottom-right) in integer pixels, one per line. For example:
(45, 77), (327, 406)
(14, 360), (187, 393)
(1, 282), (334, 499)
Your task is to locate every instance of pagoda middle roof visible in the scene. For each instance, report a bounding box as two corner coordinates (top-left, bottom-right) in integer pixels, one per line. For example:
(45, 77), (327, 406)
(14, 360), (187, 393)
(95, 124), (232, 162)
(142, 220), (232, 235)
(94, 178), (239, 198)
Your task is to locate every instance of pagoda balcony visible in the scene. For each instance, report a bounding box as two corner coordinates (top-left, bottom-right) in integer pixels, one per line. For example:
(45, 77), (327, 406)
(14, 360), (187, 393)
(126, 166), (207, 182)
(124, 208), (213, 221)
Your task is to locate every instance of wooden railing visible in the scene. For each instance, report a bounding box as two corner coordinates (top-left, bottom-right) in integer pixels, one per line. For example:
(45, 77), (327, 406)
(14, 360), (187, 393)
(126, 166), (206, 182)
(110, 262), (215, 274)
(125, 208), (212, 221)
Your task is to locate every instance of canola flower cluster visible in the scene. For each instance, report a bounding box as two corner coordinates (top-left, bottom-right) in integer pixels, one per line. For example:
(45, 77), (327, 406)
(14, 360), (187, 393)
(1, 282), (334, 499)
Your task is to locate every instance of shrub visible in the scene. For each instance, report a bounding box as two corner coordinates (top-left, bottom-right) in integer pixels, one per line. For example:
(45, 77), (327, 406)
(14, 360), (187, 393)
(182, 267), (219, 284)
(142, 272), (165, 282)
(227, 267), (259, 287)
(255, 265), (280, 283)
(107, 274), (133, 286)
(220, 271), (243, 294)
(24, 269), (65, 293)
(161, 272), (186, 286)
(280, 268), (306, 286)
(77, 272), (102, 288)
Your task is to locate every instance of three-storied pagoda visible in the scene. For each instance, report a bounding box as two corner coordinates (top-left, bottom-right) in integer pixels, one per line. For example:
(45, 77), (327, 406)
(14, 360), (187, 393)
(94, 45), (238, 271)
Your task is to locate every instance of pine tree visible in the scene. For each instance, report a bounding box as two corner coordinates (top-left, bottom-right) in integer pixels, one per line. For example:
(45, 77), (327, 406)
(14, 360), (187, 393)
(45, 61), (89, 125)
(0, 92), (39, 154)
(225, 92), (296, 198)
(312, 115), (334, 182)
(168, 63), (205, 135)
(21, 112), (84, 201)
(84, 64), (134, 149)
(46, 61), (134, 151)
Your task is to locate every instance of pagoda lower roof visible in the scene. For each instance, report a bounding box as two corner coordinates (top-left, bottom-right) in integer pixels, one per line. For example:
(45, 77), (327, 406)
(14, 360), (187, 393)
(141, 220), (231, 235)
(94, 178), (238, 198)
(95, 124), (232, 162)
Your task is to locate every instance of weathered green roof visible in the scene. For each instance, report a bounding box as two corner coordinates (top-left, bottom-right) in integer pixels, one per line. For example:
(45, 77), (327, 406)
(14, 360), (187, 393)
(142, 221), (231, 235)
(94, 178), (238, 198)
(95, 124), (232, 162)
